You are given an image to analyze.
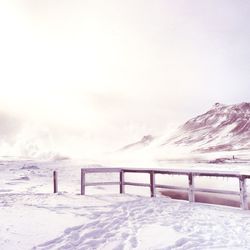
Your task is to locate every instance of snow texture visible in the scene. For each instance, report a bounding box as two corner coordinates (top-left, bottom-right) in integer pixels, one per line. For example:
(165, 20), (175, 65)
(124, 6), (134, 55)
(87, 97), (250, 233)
(1, 159), (250, 250)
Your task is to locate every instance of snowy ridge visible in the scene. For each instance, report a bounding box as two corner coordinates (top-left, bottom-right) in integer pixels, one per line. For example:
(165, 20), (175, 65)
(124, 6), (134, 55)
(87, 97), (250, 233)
(120, 135), (155, 151)
(120, 103), (250, 160)
(167, 102), (250, 152)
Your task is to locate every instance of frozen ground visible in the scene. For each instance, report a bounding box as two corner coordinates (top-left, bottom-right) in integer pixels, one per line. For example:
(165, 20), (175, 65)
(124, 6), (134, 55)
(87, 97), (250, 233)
(1, 158), (250, 250)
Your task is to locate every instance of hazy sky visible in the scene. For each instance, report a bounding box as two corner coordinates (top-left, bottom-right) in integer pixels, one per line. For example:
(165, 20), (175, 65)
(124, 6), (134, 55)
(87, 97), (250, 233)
(0, 0), (250, 156)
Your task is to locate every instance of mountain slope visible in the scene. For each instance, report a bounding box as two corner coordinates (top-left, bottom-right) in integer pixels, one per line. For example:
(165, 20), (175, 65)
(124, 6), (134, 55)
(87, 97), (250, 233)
(120, 135), (155, 151)
(121, 102), (250, 155)
(165, 102), (250, 152)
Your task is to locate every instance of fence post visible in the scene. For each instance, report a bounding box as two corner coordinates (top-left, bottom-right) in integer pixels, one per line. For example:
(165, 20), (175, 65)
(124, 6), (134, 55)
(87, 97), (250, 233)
(53, 170), (58, 193)
(239, 175), (248, 210)
(150, 171), (156, 197)
(81, 169), (85, 195)
(188, 173), (195, 202)
(120, 170), (125, 194)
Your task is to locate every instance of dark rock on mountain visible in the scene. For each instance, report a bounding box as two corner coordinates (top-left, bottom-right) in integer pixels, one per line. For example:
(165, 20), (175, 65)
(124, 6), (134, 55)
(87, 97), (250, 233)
(121, 135), (155, 151)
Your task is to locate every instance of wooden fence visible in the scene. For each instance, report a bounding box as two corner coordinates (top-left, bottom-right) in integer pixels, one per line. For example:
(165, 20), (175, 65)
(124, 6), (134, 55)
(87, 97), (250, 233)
(80, 168), (250, 210)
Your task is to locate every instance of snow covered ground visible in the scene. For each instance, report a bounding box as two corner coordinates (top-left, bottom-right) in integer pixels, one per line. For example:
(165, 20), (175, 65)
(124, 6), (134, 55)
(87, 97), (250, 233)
(1, 158), (250, 250)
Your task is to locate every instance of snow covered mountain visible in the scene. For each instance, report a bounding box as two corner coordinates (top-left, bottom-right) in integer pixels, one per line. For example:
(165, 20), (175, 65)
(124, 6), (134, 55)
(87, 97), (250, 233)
(121, 102), (250, 154)
(166, 102), (250, 153)
(162, 103), (250, 152)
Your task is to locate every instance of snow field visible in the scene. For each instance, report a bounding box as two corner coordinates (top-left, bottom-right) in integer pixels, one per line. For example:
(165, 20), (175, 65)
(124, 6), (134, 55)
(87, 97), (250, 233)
(1, 159), (250, 249)
(33, 196), (250, 250)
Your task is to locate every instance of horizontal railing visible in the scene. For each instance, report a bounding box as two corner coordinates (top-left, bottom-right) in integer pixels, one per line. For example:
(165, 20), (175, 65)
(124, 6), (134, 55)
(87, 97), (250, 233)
(80, 168), (250, 210)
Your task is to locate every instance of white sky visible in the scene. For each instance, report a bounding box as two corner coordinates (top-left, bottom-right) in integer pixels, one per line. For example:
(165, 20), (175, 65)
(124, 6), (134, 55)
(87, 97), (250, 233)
(0, 0), (250, 156)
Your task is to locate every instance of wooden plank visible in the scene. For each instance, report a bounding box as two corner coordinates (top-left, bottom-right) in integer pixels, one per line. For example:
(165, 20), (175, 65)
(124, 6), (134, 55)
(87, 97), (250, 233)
(122, 168), (241, 178)
(120, 171), (125, 194)
(53, 170), (58, 193)
(239, 176), (248, 210)
(81, 169), (85, 195)
(81, 168), (121, 173)
(188, 173), (195, 202)
(154, 170), (189, 176)
(123, 168), (190, 175)
(194, 172), (240, 178)
(242, 174), (250, 179)
(124, 182), (150, 187)
(123, 169), (152, 173)
(85, 182), (120, 186)
(154, 185), (239, 195)
(150, 171), (156, 197)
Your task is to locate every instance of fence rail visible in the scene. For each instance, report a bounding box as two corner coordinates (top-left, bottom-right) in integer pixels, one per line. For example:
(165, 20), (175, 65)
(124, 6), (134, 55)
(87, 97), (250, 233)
(80, 168), (250, 210)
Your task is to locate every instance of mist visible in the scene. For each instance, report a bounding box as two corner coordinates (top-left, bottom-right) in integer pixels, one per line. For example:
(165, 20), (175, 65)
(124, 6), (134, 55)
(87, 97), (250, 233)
(0, 0), (250, 159)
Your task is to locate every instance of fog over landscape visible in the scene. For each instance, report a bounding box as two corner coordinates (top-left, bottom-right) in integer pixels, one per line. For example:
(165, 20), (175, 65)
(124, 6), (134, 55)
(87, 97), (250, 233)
(0, 0), (250, 159)
(1, 1), (250, 249)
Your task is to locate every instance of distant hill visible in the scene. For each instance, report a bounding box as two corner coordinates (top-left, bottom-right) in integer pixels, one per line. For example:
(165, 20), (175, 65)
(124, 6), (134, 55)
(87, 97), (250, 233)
(121, 102), (250, 154)
(165, 102), (250, 152)
(120, 135), (155, 151)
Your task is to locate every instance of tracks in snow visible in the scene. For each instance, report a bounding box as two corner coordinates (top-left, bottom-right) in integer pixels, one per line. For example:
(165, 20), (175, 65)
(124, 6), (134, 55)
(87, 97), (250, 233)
(33, 197), (250, 250)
